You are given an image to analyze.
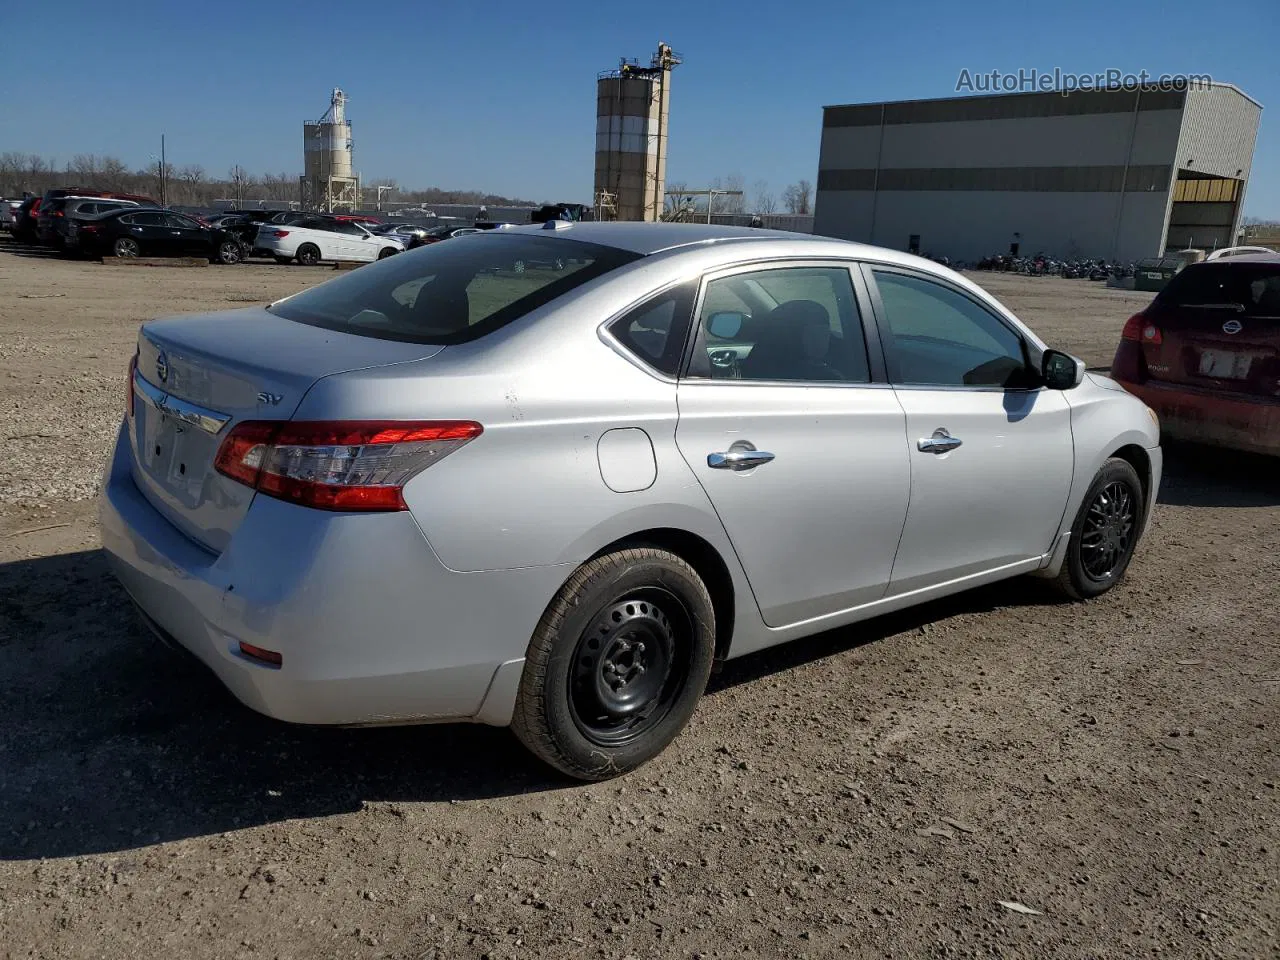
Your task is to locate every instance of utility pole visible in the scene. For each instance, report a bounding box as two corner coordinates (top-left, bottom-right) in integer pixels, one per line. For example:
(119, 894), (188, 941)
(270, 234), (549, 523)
(160, 134), (167, 207)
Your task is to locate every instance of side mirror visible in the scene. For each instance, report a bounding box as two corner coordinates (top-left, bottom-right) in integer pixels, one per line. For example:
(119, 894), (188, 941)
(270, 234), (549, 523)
(707, 311), (745, 339)
(1042, 349), (1085, 390)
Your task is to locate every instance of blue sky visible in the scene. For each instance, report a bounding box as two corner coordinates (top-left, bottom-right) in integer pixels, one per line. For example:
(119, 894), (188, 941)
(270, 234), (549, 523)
(7, 0), (1278, 216)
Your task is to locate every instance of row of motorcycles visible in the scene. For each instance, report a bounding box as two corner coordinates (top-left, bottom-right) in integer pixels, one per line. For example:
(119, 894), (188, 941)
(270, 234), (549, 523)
(971, 254), (1135, 280)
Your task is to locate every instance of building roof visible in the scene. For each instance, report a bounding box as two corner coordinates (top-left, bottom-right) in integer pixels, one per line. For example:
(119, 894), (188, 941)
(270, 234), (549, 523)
(824, 81), (1260, 112)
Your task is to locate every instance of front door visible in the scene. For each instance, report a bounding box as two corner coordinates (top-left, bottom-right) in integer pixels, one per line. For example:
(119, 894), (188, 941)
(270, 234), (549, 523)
(675, 263), (911, 630)
(165, 214), (210, 256)
(864, 266), (1074, 594)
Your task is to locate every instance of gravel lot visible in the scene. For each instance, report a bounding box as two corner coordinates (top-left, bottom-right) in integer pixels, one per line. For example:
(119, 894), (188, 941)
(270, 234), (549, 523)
(0, 241), (1276, 959)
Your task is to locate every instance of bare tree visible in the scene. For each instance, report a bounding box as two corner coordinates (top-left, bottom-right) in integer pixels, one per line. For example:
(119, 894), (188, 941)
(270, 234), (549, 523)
(228, 165), (249, 207)
(781, 179), (813, 215)
(752, 180), (777, 214)
(69, 154), (102, 184)
(100, 156), (129, 191)
(709, 174), (746, 214)
(179, 164), (205, 204)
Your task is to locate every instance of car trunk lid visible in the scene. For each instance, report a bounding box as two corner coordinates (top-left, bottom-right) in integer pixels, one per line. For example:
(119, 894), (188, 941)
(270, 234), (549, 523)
(129, 308), (445, 553)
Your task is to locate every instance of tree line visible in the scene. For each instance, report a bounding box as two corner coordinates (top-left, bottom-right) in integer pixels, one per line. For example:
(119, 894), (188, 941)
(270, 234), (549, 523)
(664, 174), (813, 216)
(0, 153), (539, 208)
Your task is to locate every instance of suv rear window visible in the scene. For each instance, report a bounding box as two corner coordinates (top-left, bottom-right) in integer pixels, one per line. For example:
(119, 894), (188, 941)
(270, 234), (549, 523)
(1158, 263), (1280, 317)
(269, 234), (641, 344)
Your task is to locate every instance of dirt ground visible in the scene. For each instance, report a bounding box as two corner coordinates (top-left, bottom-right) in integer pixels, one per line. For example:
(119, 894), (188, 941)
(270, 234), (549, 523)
(0, 241), (1276, 959)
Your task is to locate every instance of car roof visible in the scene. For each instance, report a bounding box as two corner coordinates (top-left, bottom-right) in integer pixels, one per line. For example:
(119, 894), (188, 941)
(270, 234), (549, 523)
(1186, 253), (1280, 267)
(494, 221), (941, 265)
(495, 221), (833, 255)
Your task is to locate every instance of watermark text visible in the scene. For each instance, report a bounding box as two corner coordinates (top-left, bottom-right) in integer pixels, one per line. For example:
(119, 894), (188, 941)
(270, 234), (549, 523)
(955, 68), (1212, 97)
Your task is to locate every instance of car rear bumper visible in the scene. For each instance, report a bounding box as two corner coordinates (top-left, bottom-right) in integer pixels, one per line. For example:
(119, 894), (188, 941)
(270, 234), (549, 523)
(1118, 379), (1280, 456)
(98, 420), (565, 726)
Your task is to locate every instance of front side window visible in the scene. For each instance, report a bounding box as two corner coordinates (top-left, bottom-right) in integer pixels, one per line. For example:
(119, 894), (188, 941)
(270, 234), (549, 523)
(691, 266), (870, 383)
(872, 270), (1032, 388)
(269, 235), (641, 344)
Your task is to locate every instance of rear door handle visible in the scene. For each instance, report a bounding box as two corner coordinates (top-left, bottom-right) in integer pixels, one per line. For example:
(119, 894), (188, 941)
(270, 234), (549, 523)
(918, 428), (962, 454)
(708, 448), (775, 470)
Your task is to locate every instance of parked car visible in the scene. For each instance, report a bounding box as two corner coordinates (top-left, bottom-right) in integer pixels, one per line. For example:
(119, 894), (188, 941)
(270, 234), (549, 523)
(36, 189), (155, 247)
(1, 198), (26, 230)
(370, 222), (431, 247)
(201, 213), (273, 258)
(10, 197), (41, 242)
(56, 197), (142, 251)
(405, 224), (484, 249)
(255, 216), (404, 264)
(69, 208), (244, 263)
(100, 223), (1160, 780)
(1111, 254), (1280, 455)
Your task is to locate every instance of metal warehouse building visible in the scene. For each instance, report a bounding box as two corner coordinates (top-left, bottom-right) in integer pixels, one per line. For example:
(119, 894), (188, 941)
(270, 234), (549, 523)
(813, 84), (1261, 263)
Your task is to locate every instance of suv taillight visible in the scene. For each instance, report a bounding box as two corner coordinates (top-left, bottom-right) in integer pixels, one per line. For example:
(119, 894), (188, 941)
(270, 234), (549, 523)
(1121, 312), (1163, 345)
(214, 420), (483, 511)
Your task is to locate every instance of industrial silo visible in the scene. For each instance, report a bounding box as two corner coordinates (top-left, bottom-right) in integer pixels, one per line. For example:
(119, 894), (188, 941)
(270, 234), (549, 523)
(301, 89), (361, 212)
(594, 43), (680, 221)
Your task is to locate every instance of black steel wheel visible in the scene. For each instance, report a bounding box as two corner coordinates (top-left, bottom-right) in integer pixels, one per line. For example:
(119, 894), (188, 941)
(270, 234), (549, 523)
(296, 243), (320, 266)
(512, 547), (716, 780)
(113, 237), (140, 258)
(1053, 457), (1145, 600)
(568, 589), (688, 747)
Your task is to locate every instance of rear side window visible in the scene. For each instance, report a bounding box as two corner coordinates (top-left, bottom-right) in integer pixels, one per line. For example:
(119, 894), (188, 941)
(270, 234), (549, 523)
(608, 281), (697, 376)
(1158, 264), (1280, 317)
(269, 234), (641, 344)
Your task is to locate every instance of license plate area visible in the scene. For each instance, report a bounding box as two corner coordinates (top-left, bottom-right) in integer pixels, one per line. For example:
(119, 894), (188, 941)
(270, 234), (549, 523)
(136, 405), (215, 508)
(1198, 348), (1253, 380)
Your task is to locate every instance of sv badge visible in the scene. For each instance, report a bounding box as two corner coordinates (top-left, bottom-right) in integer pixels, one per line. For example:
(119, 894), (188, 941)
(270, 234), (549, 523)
(257, 392), (284, 405)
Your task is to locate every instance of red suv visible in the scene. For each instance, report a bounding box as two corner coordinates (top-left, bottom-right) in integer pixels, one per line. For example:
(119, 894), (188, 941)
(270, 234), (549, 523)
(1111, 255), (1280, 455)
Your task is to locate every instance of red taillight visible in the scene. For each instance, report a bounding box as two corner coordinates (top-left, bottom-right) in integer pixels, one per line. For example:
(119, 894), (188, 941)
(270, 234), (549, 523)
(1121, 312), (1162, 345)
(214, 420), (483, 512)
(269, 229), (290, 238)
(126, 352), (138, 417)
(238, 642), (282, 667)
(53, 210), (64, 217)
(80, 224), (99, 233)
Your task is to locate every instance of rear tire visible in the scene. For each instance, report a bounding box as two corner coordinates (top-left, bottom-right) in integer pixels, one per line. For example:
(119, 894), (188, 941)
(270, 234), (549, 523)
(113, 237), (140, 258)
(511, 547), (716, 781)
(296, 243), (320, 266)
(1052, 457), (1145, 600)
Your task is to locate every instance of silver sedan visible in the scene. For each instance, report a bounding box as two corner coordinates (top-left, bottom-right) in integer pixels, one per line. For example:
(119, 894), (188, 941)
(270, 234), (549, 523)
(100, 223), (1161, 779)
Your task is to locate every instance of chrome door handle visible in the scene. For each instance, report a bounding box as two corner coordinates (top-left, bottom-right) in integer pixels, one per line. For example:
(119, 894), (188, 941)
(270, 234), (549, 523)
(708, 448), (775, 470)
(918, 428), (962, 454)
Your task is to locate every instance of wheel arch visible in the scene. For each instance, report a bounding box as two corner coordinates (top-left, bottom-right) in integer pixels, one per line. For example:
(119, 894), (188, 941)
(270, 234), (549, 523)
(1108, 442), (1152, 509)
(584, 527), (737, 662)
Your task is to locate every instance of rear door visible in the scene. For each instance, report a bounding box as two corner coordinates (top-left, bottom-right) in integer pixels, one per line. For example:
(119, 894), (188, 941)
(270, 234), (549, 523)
(1138, 262), (1280, 398)
(121, 211), (171, 254)
(675, 262), (911, 629)
(864, 266), (1074, 594)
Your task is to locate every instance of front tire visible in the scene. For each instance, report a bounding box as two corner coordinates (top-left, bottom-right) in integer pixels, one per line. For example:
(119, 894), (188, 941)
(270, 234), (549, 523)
(296, 243), (321, 266)
(511, 547), (716, 780)
(378, 246), (398, 260)
(214, 240), (242, 264)
(1053, 457), (1145, 600)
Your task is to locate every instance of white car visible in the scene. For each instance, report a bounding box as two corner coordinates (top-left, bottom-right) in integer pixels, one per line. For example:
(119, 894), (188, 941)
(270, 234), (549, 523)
(256, 216), (405, 265)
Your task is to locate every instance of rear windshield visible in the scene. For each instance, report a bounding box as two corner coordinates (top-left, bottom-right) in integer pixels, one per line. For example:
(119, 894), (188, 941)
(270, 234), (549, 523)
(1158, 263), (1280, 317)
(268, 234), (642, 344)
